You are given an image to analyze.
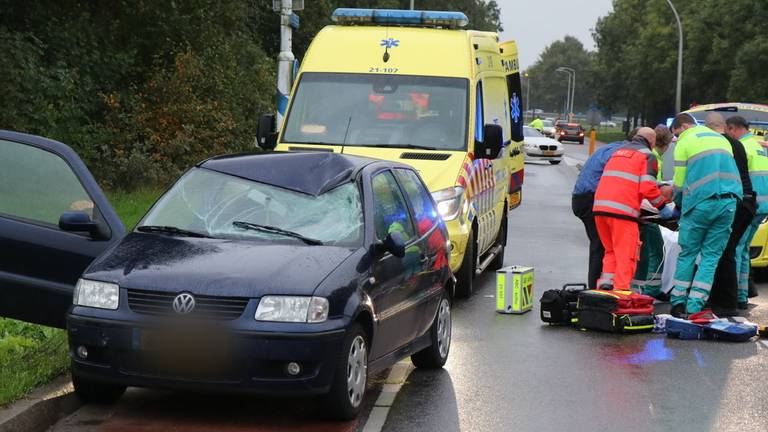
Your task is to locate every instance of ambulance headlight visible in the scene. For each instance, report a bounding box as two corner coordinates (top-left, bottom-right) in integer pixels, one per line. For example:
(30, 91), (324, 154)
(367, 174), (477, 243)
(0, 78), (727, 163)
(73, 279), (119, 310)
(432, 186), (466, 221)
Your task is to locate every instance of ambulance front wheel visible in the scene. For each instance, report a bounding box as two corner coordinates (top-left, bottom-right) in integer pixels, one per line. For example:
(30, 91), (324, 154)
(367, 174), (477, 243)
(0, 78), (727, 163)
(455, 228), (477, 298)
(411, 291), (451, 369)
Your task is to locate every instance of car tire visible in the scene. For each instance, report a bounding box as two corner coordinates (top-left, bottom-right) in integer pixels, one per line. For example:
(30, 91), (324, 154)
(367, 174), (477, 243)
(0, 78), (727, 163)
(324, 323), (368, 420)
(549, 160), (561, 165)
(489, 213), (507, 271)
(455, 228), (477, 298)
(411, 291), (451, 369)
(72, 370), (126, 404)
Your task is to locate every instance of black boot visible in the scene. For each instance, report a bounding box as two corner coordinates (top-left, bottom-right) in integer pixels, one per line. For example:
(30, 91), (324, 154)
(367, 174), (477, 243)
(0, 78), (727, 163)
(738, 301), (749, 310)
(652, 292), (670, 302)
(671, 303), (687, 319)
(748, 277), (758, 298)
(711, 306), (740, 318)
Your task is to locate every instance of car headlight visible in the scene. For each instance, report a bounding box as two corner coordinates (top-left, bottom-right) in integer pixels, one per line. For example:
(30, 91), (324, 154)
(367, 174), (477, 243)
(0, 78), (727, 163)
(73, 279), (119, 310)
(255, 296), (329, 323)
(431, 186), (466, 221)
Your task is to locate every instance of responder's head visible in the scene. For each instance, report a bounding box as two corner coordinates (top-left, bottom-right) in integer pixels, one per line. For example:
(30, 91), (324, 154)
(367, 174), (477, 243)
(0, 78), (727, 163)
(635, 127), (657, 149)
(654, 125), (673, 154)
(726, 116), (750, 140)
(670, 113), (697, 136)
(627, 127), (640, 140)
(705, 112), (726, 133)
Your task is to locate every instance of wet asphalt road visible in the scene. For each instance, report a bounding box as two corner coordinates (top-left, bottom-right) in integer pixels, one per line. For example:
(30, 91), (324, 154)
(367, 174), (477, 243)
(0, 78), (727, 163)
(48, 142), (768, 432)
(384, 142), (768, 432)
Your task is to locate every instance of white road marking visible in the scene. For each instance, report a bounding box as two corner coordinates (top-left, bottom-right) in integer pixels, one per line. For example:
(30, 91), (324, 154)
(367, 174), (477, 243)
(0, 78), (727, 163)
(362, 361), (414, 432)
(760, 340), (768, 349)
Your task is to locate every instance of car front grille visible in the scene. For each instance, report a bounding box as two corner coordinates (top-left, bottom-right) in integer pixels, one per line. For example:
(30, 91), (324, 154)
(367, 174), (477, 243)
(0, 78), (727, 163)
(127, 288), (250, 320)
(539, 145), (557, 151)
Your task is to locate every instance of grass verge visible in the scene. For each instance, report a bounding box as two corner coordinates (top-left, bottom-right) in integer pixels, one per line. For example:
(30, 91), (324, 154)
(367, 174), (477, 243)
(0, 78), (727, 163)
(0, 188), (162, 406)
(596, 129), (630, 144)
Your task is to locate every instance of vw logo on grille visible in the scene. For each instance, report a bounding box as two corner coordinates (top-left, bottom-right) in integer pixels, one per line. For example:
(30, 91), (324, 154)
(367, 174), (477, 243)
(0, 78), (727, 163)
(172, 293), (196, 314)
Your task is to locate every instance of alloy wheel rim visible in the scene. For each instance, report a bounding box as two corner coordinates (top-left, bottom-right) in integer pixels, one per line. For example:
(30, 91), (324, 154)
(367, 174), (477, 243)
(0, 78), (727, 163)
(437, 298), (452, 358)
(346, 335), (367, 408)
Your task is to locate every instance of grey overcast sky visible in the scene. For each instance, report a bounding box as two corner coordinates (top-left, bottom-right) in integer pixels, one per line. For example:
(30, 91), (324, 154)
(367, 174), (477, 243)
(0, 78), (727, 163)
(497, 0), (614, 69)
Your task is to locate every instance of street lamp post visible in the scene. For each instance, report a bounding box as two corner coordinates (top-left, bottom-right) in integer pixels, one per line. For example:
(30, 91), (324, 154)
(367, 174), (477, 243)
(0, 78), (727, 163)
(557, 66), (576, 120)
(555, 68), (572, 120)
(666, 0), (683, 113)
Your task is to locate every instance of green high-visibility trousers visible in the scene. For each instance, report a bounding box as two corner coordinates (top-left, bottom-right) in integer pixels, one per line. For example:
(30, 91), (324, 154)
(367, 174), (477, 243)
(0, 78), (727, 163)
(632, 224), (664, 295)
(671, 197), (736, 313)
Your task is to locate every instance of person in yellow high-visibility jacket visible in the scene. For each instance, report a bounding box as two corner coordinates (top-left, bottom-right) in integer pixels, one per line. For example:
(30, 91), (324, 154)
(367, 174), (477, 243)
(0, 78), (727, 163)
(529, 116), (544, 132)
(669, 113), (742, 318)
(727, 116), (768, 310)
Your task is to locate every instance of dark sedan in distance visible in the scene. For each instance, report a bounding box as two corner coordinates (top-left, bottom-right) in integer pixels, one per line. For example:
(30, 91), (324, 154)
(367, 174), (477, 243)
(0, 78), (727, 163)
(557, 123), (585, 144)
(0, 131), (454, 420)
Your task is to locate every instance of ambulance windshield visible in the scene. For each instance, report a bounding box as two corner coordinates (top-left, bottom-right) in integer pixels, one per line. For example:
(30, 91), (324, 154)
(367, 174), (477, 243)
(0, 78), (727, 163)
(283, 73), (469, 151)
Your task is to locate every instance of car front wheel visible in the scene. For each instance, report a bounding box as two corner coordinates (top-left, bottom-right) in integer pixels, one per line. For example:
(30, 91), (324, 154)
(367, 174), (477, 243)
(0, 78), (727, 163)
(411, 292), (452, 369)
(325, 324), (368, 420)
(71, 369), (126, 404)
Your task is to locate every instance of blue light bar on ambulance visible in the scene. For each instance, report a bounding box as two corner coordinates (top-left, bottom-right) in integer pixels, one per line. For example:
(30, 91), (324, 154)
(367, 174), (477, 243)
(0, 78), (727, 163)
(331, 8), (469, 29)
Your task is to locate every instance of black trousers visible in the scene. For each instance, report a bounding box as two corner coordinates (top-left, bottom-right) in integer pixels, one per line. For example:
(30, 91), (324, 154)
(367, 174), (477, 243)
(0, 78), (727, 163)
(572, 193), (603, 289)
(711, 199), (756, 309)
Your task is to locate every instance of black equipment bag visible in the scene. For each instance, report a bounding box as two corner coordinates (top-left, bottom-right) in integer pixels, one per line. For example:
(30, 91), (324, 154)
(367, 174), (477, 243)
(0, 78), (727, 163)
(540, 283), (586, 325)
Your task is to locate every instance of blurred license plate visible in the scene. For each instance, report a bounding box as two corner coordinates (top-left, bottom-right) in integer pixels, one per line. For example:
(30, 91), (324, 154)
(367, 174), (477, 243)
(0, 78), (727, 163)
(544, 151), (556, 156)
(140, 326), (229, 353)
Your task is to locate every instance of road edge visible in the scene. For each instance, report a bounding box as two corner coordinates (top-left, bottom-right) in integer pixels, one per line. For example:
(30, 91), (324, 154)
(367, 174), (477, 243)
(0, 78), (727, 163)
(360, 361), (414, 432)
(0, 374), (82, 432)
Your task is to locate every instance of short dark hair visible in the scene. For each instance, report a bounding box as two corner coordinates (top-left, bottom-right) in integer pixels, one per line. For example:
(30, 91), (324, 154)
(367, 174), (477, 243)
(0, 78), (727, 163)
(726, 115), (750, 130)
(671, 113), (696, 130)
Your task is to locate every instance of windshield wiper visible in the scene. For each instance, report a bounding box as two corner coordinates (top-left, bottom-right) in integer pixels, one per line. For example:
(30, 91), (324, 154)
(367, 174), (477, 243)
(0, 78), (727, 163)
(136, 225), (212, 238)
(366, 143), (439, 151)
(232, 221), (324, 245)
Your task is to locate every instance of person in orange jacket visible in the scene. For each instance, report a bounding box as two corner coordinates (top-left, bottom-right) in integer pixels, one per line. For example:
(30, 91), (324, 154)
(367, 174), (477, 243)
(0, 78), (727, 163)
(593, 127), (677, 290)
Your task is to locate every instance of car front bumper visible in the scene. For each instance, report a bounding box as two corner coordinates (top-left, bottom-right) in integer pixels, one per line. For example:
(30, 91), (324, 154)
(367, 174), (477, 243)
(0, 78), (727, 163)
(525, 150), (563, 160)
(558, 135), (584, 142)
(67, 314), (347, 395)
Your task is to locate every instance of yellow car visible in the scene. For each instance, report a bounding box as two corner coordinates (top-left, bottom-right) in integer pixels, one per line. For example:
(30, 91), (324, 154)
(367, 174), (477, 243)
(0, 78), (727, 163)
(263, 8), (526, 297)
(751, 218), (768, 268)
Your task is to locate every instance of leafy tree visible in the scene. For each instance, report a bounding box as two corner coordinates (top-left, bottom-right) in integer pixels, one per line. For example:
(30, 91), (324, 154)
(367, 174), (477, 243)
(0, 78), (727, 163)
(591, 0), (768, 125)
(524, 36), (596, 114)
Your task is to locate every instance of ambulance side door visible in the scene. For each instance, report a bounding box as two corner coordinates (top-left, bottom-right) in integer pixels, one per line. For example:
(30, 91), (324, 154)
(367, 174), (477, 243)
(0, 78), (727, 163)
(505, 70), (525, 209)
(479, 76), (511, 253)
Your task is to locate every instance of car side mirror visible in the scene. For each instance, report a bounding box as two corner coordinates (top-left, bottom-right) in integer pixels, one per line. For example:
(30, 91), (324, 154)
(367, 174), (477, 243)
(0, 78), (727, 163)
(475, 124), (504, 159)
(256, 113), (278, 150)
(59, 211), (100, 236)
(377, 231), (406, 258)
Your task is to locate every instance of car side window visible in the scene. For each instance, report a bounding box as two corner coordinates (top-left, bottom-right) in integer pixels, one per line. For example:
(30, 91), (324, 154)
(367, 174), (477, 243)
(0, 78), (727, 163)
(393, 169), (439, 235)
(0, 139), (93, 227)
(372, 171), (415, 242)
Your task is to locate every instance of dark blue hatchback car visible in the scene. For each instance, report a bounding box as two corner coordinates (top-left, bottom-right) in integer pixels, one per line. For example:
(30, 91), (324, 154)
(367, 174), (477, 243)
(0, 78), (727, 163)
(0, 131), (454, 419)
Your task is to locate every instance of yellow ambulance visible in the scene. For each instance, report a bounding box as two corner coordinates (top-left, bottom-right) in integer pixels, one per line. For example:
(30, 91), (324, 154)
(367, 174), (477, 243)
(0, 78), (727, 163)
(264, 8), (526, 297)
